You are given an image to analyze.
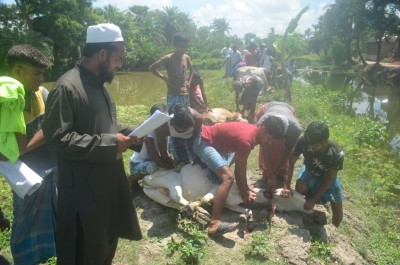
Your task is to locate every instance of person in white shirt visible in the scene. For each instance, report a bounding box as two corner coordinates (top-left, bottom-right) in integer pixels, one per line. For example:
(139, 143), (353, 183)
(221, 42), (232, 78)
(128, 103), (173, 188)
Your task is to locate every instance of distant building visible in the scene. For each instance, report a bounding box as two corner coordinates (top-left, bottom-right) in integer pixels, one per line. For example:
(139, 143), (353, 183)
(366, 35), (399, 61)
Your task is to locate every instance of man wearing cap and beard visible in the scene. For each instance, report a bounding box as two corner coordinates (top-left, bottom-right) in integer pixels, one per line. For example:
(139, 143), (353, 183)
(42, 23), (143, 264)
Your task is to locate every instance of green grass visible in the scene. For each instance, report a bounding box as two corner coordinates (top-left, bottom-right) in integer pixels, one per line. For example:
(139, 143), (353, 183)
(243, 231), (271, 261)
(308, 240), (333, 264)
(1, 69), (399, 264)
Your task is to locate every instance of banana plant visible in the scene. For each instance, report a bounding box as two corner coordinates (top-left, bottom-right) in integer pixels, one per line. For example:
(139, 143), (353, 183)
(274, 6), (309, 101)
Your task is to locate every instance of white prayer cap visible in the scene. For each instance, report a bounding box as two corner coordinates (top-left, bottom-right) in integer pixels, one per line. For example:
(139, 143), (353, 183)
(86, 23), (124, 43)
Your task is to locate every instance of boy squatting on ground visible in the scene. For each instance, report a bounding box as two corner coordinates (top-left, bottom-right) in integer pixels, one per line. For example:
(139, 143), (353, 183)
(288, 121), (344, 227)
(193, 117), (286, 236)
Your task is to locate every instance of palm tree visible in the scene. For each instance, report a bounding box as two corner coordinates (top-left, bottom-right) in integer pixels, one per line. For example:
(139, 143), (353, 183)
(275, 5), (309, 101)
(160, 6), (184, 45)
(211, 17), (231, 36)
(128, 5), (150, 24)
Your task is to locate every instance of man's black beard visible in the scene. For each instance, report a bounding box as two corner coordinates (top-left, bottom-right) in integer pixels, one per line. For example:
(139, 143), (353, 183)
(99, 59), (114, 83)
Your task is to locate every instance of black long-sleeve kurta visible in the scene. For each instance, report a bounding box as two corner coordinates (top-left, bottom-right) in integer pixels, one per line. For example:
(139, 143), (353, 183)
(42, 64), (142, 264)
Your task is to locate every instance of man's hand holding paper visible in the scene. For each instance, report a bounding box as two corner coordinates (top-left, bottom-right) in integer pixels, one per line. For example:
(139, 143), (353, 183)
(129, 110), (173, 138)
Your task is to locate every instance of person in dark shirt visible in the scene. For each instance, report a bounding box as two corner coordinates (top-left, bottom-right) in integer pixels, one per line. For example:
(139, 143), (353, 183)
(288, 121), (344, 227)
(256, 101), (302, 197)
(43, 23), (143, 264)
(233, 75), (263, 123)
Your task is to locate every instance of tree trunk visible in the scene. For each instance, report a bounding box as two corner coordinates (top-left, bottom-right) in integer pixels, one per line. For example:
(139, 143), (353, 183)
(14, 0), (33, 30)
(356, 37), (367, 66)
(375, 37), (382, 64)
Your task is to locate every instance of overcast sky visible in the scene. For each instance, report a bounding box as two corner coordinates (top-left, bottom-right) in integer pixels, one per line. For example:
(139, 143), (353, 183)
(92, 0), (333, 37)
(2, 0), (333, 37)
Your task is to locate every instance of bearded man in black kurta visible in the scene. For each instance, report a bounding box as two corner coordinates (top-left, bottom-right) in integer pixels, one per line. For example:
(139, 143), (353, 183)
(43, 23), (142, 265)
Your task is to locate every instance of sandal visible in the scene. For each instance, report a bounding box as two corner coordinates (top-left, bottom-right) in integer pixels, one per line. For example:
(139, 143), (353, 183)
(208, 222), (239, 237)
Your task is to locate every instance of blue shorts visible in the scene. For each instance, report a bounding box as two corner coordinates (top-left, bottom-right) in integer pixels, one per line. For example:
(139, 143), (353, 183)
(193, 134), (234, 184)
(297, 164), (343, 204)
(130, 160), (158, 175)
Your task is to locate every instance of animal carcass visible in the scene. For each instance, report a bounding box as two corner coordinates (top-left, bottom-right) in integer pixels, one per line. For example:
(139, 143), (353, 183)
(140, 164), (311, 225)
(202, 108), (247, 126)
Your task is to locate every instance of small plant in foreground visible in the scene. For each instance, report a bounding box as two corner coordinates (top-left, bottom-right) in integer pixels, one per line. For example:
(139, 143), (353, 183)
(308, 239), (333, 264)
(46, 256), (57, 265)
(243, 231), (271, 261)
(166, 214), (207, 264)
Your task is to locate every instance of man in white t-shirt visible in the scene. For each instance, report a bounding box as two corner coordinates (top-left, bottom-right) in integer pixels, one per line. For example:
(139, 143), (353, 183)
(221, 42), (232, 78)
(129, 104), (174, 188)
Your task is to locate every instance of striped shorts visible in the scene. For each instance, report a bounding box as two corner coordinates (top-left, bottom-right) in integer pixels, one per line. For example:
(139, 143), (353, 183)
(193, 134), (234, 184)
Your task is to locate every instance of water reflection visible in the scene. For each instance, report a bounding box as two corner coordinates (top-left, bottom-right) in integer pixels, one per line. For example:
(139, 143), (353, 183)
(299, 67), (400, 155)
(43, 71), (167, 106)
(108, 72), (167, 106)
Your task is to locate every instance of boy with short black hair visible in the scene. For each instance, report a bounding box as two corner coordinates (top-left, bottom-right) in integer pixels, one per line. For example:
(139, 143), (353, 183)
(1, 44), (57, 265)
(156, 103), (203, 166)
(149, 33), (194, 166)
(288, 121), (344, 227)
(149, 33), (194, 110)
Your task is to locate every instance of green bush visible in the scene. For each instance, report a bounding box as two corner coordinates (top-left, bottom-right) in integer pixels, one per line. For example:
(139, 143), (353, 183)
(166, 214), (207, 264)
(354, 117), (389, 147)
(243, 232), (271, 261)
(192, 58), (224, 70)
(308, 240), (333, 264)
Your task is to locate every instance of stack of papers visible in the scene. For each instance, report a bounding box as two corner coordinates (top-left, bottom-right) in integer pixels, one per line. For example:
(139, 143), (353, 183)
(0, 160), (43, 198)
(129, 110), (173, 138)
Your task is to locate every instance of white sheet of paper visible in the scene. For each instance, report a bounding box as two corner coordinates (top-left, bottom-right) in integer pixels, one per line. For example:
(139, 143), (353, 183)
(0, 160), (43, 198)
(129, 110), (173, 138)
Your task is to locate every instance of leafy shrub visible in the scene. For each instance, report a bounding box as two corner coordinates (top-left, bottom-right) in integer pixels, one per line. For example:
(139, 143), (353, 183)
(354, 117), (389, 146)
(308, 240), (333, 264)
(243, 232), (271, 261)
(166, 214), (207, 264)
(192, 58), (224, 70)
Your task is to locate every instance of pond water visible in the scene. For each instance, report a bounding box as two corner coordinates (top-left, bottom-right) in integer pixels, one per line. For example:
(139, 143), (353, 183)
(299, 68), (400, 155)
(44, 71), (167, 107)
